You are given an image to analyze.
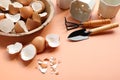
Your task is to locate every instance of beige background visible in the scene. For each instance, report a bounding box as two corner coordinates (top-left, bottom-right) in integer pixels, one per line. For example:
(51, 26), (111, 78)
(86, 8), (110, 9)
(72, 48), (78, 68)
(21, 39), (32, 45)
(0, 0), (120, 80)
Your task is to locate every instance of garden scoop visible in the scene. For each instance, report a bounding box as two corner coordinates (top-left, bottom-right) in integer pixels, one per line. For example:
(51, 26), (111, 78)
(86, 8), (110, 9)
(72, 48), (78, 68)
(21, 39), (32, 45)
(68, 23), (119, 41)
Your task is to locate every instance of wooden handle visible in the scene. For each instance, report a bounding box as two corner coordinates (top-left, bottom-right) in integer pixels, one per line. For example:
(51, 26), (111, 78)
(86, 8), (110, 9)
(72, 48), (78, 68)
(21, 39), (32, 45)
(90, 23), (119, 35)
(82, 19), (111, 27)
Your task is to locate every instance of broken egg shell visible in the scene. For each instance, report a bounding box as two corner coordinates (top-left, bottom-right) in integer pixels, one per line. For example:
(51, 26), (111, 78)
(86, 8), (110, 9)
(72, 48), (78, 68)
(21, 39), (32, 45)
(26, 18), (41, 31)
(0, 0), (12, 11)
(46, 34), (60, 48)
(31, 36), (46, 53)
(32, 12), (42, 23)
(48, 41), (60, 48)
(16, 0), (33, 6)
(5, 13), (21, 22)
(11, 2), (23, 8)
(14, 22), (24, 33)
(20, 6), (34, 19)
(38, 65), (48, 74)
(39, 61), (48, 68)
(49, 57), (57, 66)
(9, 2), (23, 15)
(7, 42), (23, 54)
(9, 4), (19, 15)
(20, 44), (37, 61)
(39, 12), (48, 22)
(14, 20), (28, 33)
(31, 1), (46, 13)
(0, 13), (5, 20)
(0, 18), (14, 33)
(37, 60), (48, 74)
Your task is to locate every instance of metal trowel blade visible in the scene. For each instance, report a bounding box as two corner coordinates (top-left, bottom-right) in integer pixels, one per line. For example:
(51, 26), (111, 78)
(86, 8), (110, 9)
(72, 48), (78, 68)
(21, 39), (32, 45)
(68, 35), (89, 41)
(68, 29), (89, 41)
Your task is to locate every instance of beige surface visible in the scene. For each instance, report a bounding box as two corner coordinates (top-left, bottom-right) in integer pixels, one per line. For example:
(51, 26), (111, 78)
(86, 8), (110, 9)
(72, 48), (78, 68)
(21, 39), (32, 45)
(0, 0), (120, 80)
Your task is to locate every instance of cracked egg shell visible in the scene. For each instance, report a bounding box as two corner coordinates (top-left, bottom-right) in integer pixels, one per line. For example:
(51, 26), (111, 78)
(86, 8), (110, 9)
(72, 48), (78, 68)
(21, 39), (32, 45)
(7, 42), (23, 54)
(26, 18), (41, 31)
(31, 1), (45, 13)
(0, 19), (14, 33)
(16, 0), (33, 6)
(0, 0), (12, 11)
(0, 13), (5, 20)
(9, 2), (23, 15)
(20, 44), (37, 61)
(32, 12), (42, 23)
(20, 6), (34, 19)
(5, 13), (21, 22)
(14, 20), (28, 33)
(46, 34), (60, 48)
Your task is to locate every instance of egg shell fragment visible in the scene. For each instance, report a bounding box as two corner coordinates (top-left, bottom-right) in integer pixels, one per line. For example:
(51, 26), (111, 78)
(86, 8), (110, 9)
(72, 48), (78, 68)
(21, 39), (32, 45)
(16, 0), (33, 6)
(26, 18), (41, 31)
(7, 42), (23, 54)
(39, 12), (48, 22)
(0, 19), (14, 33)
(20, 6), (34, 19)
(14, 20), (29, 33)
(0, 13), (5, 20)
(32, 12), (42, 23)
(9, 2), (23, 14)
(20, 44), (37, 61)
(5, 13), (21, 22)
(31, 1), (46, 13)
(46, 34), (60, 48)
(0, 0), (12, 11)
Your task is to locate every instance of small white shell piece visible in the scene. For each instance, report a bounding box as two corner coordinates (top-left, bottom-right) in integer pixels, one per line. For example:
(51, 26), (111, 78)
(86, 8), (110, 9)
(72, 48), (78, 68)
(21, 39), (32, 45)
(0, 0), (12, 11)
(7, 42), (23, 54)
(0, 19), (14, 33)
(5, 13), (21, 22)
(17, 20), (29, 33)
(38, 60), (48, 74)
(46, 34), (60, 48)
(20, 44), (36, 61)
(11, 2), (23, 8)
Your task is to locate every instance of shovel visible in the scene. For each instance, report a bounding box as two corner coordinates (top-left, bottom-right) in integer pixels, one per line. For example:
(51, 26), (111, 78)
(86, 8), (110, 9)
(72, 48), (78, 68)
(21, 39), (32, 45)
(68, 23), (119, 41)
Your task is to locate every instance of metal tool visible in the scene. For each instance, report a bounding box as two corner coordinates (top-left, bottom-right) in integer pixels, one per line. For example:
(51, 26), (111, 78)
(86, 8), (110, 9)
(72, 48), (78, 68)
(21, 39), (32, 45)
(65, 17), (111, 30)
(68, 23), (119, 41)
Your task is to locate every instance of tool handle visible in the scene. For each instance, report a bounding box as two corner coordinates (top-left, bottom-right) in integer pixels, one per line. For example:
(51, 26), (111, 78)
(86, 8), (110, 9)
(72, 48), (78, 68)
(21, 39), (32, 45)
(90, 23), (119, 35)
(82, 19), (111, 27)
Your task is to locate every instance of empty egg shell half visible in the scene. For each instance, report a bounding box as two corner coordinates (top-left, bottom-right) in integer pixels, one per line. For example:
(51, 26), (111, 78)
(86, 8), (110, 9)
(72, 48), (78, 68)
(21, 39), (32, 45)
(46, 34), (60, 48)
(9, 2), (23, 15)
(7, 42), (23, 54)
(20, 44), (37, 61)
(31, 1), (45, 13)
(0, 18), (14, 33)
(20, 6), (34, 19)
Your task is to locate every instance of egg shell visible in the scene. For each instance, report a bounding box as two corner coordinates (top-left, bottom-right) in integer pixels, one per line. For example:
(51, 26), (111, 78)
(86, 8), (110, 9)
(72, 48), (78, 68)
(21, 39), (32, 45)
(31, 1), (46, 13)
(16, 0), (33, 6)
(0, 13), (5, 20)
(26, 18), (41, 31)
(39, 12), (48, 22)
(20, 6), (33, 19)
(32, 12), (42, 23)
(9, 4), (19, 15)
(14, 22), (24, 33)
(31, 36), (46, 53)
(20, 44), (37, 61)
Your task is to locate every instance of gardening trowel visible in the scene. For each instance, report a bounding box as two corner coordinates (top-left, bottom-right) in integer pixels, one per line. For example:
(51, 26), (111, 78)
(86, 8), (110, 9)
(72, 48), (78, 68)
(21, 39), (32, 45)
(68, 23), (119, 41)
